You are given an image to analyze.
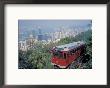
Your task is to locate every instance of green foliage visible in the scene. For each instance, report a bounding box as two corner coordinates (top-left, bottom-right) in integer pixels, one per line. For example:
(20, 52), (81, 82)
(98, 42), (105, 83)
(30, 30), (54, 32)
(75, 30), (92, 42)
(28, 43), (53, 69)
(58, 37), (76, 45)
(18, 50), (33, 69)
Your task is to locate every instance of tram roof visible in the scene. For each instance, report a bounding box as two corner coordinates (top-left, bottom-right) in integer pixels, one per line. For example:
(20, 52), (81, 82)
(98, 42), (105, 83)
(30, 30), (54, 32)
(55, 41), (85, 51)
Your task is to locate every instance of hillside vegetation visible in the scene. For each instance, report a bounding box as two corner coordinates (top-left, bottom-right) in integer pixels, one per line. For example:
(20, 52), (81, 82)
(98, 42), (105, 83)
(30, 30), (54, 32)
(19, 30), (92, 69)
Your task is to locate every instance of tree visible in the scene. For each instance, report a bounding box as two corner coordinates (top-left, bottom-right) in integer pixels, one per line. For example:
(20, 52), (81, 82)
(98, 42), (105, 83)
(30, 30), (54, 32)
(18, 50), (33, 69)
(28, 44), (53, 69)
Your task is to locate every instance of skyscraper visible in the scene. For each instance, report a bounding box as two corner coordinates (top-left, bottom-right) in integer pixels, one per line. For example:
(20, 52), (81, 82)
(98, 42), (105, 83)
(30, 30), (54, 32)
(37, 27), (43, 41)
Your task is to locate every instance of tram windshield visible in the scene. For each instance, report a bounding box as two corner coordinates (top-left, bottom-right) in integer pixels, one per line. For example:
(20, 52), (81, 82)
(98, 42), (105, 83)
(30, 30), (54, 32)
(53, 51), (63, 59)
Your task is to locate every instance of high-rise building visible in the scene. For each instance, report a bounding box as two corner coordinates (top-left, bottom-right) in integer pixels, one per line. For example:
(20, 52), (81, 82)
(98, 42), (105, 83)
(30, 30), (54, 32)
(18, 34), (37, 51)
(26, 34), (37, 48)
(37, 27), (43, 41)
(18, 40), (27, 51)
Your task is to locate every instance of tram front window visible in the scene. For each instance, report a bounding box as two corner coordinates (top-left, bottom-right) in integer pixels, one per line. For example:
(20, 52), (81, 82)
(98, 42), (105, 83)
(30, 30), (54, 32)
(53, 51), (63, 59)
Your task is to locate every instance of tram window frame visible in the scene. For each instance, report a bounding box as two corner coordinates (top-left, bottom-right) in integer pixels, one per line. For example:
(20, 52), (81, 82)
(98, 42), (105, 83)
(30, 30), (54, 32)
(53, 51), (63, 59)
(63, 53), (67, 59)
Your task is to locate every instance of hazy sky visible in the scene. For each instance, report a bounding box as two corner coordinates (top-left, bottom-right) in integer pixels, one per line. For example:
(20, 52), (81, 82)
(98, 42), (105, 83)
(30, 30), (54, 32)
(18, 20), (92, 33)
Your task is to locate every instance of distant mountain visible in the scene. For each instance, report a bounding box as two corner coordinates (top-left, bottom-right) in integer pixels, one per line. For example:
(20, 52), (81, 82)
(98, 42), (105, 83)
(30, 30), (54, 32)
(57, 29), (92, 45)
(75, 29), (92, 42)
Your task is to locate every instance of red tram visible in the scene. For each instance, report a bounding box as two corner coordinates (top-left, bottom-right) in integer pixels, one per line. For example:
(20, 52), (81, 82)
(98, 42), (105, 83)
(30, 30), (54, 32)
(51, 41), (86, 68)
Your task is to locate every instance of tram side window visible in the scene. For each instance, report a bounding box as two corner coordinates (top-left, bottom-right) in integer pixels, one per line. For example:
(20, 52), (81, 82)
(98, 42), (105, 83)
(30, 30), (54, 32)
(75, 47), (79, 52)
(81, 47), (85, 54)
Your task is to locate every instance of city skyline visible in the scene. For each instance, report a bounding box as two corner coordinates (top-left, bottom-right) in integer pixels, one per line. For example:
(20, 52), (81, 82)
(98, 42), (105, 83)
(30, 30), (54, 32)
(18, 20), (92, 34)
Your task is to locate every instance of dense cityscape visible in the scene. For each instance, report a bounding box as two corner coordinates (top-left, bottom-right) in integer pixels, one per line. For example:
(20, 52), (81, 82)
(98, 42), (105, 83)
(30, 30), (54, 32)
(18, 25), (91, 51)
